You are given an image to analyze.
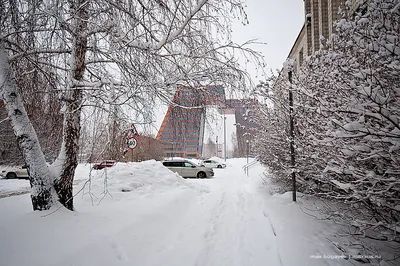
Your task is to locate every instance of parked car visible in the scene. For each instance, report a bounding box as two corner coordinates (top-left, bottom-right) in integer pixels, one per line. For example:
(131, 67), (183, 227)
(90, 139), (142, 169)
(0, 165), (29, 179)
(162, 159), (214, 179)
(92, 160), (116, 170)
(200, 159), (226, 169)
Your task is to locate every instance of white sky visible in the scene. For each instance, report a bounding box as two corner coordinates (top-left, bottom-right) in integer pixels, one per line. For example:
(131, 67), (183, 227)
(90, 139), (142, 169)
(231, 0), (304, 77)
(146, 0), (305, 142)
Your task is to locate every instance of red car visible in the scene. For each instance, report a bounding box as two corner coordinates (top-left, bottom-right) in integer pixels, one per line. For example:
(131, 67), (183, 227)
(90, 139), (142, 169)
(92, 160), (116, 170)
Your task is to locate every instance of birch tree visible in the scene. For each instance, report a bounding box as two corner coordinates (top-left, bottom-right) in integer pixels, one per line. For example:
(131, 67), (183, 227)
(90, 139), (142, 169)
(0, 0), (262, 211)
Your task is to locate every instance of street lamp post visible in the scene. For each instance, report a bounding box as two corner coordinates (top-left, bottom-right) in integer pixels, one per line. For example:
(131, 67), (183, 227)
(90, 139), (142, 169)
(215, 136), (218, 157)
(288, 70), (296, 202)
(224, 115), (227, 162)
(246, 139), (249, 176)
(246, 139), (249, 165)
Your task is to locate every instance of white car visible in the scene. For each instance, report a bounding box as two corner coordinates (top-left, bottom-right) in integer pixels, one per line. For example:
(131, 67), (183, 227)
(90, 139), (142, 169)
(162, 159), (214, 179)
(0, 166), (29, 179)
(200, 159), (226, 169)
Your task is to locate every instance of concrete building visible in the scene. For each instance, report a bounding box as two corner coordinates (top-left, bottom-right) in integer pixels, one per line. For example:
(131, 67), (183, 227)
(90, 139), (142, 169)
(289, 0), (344, 70)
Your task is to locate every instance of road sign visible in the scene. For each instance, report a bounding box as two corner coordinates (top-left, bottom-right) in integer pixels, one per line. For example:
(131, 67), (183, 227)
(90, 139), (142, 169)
(129, 123), (138, 136)
(127, 136), (138, 150)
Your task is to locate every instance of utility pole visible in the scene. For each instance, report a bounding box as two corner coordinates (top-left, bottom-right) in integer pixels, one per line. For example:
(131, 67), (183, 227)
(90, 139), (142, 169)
(288, 70), (296, 202)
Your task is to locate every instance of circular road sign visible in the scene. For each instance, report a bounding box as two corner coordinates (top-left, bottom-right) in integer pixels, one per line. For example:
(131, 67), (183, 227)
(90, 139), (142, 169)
(127, 136), (138, 150)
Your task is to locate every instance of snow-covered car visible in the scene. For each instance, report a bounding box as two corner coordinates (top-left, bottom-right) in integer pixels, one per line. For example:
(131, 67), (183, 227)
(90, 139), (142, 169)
(162, 159), (214, 179)
(200, 159), (226, 169)
(92, 160), (116, 170)
(0, 165), (29, 179)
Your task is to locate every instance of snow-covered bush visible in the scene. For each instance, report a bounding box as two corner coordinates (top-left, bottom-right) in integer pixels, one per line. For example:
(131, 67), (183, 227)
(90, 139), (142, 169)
(256, 0), (400, 249)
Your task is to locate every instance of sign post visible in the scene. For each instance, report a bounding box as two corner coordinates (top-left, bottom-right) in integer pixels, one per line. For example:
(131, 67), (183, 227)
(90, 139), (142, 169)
(126, 123), (139, 160)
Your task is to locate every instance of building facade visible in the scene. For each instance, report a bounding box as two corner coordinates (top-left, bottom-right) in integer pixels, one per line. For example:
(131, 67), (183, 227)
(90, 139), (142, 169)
(289, 0), (344, 70)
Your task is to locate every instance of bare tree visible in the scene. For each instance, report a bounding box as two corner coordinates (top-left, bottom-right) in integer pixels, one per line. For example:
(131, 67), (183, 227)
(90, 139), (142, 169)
(124, 134), (164, 162)
(0, 0), (263, 210)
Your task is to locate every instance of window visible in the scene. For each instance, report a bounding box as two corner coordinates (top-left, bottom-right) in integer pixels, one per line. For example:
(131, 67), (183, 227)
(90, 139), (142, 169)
(163, 162), (172, 167)
(299, 48), (304, 66)
(163, 161), (183, 167)
(184, 162), (194, 168)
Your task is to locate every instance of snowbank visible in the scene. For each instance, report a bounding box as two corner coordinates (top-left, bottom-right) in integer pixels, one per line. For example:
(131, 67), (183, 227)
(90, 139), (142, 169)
(74, 160), (210, 202)
(0, 178), (30, 198)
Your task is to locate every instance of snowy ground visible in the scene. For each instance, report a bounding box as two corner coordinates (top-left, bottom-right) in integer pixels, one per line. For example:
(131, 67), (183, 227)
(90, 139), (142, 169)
(0, 178), (30, 198)
(0, 159), (383, 266)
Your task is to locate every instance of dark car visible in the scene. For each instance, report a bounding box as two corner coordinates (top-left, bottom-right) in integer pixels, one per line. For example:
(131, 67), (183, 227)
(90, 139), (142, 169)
(92, 160), (116, 170)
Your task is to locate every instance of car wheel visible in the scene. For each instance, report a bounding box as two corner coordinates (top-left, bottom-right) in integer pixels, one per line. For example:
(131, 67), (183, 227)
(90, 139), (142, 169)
(197, 171), (206, 179)
(217, 165), (222, 168)
(6, 172), (17, 179)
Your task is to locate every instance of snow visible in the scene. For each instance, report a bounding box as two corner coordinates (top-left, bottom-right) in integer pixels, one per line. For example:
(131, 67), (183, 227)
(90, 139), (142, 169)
(0, 178), (30, 198)
(283, 58), (295, 72)
(331, 180), (353, 190)
(0, 158), (359, 266)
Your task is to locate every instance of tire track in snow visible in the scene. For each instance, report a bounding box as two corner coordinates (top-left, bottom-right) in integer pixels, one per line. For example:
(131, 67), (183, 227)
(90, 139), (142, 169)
(195, 189), (227, 266)
(263, 209), (283, 266)
(236, 189), (255, 266)
(263, 210), (277, 236)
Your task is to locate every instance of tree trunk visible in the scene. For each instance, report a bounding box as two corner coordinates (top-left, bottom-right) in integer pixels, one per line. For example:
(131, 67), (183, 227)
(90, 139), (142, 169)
(0, 48), (58, 210)
(53, 0), (88, 211)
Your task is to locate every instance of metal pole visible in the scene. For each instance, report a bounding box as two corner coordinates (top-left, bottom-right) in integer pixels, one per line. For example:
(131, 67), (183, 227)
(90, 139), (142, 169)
(216, 136), (218, 158)
(224, 115), (227, 162)
(246, 140), (249, 176)
(288, 71), (296, 202)
(246, 141), (249, 165)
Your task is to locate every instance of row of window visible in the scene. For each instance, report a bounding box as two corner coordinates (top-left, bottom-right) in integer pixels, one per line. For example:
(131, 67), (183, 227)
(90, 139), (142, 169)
(163, 161), (195, 167)
(170, 109), (202, 112)
(160, 137), (199, 141)
(167, 116), (202, 121)
(165, 147), (198, 151)
(163, 127), (200, 131)
(166, 153), (184, 157)
(160, 132), (199, 137)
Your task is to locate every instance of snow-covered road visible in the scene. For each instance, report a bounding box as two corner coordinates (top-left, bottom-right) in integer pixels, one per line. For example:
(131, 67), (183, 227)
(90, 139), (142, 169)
(0, 159), (353, 266)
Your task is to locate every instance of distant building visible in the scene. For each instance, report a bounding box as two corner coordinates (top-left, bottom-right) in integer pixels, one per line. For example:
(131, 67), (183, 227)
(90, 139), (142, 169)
(156, 86), (221, 158)
(156, 86), (258, 158)
(225, 99), (259, 157)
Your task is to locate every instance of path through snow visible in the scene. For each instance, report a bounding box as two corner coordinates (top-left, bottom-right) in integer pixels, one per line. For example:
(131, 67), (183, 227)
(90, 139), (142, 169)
(0, 159), (354, 266)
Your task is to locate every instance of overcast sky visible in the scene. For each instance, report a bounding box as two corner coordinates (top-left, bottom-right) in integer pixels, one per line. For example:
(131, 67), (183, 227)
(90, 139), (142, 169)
(232, 0), (304, 79)
(149, 0), (305, 137)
